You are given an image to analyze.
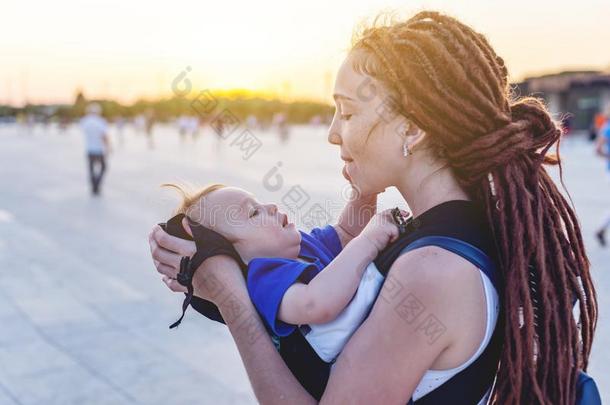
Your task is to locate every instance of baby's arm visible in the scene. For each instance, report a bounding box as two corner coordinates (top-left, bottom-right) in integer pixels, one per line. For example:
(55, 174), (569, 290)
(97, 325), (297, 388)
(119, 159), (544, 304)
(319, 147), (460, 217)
(278, 209), (399, 325)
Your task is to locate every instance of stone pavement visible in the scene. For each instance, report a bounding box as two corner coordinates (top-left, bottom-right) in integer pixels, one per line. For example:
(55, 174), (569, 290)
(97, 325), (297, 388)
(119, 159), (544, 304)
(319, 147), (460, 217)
(0, 123), (608, 404)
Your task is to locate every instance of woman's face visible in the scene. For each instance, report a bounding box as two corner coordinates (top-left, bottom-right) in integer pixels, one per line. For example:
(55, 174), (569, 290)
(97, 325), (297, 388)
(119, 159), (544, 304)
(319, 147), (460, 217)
(328, 51), (408, 196)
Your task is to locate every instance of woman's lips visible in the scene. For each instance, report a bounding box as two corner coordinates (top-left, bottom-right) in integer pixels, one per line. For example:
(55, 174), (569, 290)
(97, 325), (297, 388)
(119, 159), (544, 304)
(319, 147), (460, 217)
(342, 164), (352, 181)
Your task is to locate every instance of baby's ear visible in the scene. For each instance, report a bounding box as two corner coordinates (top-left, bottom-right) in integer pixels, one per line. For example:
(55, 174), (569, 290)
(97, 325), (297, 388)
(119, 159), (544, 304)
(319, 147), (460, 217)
(181, 217), (194, 238)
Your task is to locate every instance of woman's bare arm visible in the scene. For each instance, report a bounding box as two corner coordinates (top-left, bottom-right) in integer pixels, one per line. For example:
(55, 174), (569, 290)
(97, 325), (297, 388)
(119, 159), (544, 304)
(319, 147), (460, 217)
(192, 256), (317, 404)
(334, 193), (377, 247)
(318, 247), (463, 403)
(187, 246), (478, 404)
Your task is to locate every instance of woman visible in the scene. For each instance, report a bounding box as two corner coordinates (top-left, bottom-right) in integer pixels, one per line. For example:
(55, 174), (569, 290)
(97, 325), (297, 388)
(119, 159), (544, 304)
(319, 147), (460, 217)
(149, 11), (597, 404)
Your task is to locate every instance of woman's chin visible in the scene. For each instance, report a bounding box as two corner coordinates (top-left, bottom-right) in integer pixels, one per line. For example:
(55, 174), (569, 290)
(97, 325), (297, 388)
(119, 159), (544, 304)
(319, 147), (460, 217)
(348, 177), (366, 194)
(343, 166), (382, 197)
(351, 181), (383, 198)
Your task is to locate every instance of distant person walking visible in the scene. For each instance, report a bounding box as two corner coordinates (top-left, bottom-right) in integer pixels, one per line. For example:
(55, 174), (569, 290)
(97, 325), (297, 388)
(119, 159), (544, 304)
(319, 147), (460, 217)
(589, 111), (606, 141)
(80, 103), (110, 196)
(595, 110), (610, 245)
(144, 109), (156, 149)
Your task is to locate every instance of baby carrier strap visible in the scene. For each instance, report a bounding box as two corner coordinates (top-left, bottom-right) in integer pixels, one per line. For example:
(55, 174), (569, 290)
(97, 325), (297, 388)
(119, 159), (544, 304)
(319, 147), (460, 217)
(159, 213), (246, 328)
(398, 236), (502, 405)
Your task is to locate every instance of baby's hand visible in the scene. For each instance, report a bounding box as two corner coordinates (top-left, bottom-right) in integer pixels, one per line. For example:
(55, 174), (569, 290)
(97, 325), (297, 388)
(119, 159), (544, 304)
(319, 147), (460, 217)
(358, 209), (401, 253)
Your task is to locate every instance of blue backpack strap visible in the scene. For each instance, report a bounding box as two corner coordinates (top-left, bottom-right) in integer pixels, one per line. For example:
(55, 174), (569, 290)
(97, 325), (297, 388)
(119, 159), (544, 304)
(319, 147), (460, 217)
(576, 371), (602, 405)
(401, 236), (499, 292)
(399, 236), (502, 405)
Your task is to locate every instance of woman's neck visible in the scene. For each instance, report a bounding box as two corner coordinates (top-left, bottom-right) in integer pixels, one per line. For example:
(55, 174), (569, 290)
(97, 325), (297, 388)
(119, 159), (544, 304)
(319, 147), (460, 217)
(396, 160), (470, 218)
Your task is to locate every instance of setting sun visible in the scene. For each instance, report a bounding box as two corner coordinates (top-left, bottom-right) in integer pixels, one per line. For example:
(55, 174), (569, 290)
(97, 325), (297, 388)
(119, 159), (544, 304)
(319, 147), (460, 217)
(2, 0), (610, 105)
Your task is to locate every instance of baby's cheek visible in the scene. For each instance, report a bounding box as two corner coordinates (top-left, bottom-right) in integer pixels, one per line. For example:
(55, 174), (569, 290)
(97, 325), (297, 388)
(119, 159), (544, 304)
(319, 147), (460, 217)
(258, 228), (285, 254)
(272, 229), (292, 249)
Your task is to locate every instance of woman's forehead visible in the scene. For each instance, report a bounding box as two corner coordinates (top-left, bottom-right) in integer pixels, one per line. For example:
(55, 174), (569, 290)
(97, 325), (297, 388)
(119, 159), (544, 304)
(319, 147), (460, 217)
(335, 53), (387, 105)
(334, 56), (364, 96)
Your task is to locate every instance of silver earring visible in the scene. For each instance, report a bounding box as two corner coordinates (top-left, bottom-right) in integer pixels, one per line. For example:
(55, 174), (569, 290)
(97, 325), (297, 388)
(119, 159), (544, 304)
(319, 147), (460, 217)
(402, 140), (411, 157)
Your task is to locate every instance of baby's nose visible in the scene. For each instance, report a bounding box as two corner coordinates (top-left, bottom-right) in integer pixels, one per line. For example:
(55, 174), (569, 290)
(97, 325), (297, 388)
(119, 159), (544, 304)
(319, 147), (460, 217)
(266, 203), (278, 214)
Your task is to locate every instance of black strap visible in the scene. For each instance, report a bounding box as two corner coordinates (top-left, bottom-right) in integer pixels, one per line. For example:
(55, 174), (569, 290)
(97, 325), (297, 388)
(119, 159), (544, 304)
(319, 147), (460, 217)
(159, 213), (246, 329)
(168, 256), (197, 328)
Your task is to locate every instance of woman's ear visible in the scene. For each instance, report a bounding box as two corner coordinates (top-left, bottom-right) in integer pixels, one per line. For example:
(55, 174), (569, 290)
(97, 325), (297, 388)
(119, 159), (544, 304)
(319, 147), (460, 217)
(408, 124), (426, 148)
(181, 217), (194, 238)
(398, 117), (426, 147)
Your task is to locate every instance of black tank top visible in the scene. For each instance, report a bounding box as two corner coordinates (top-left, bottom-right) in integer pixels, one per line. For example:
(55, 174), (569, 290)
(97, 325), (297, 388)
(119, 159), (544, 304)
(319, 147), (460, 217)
(375, 199), (498, 274)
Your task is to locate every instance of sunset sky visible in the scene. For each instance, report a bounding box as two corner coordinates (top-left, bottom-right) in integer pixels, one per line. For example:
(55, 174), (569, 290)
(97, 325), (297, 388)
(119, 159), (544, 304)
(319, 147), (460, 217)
(2, 0), (609, 106)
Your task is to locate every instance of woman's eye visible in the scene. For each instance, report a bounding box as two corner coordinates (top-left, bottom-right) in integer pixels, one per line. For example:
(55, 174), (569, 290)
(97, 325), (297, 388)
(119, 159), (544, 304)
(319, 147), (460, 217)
(340, 114), (353, 121)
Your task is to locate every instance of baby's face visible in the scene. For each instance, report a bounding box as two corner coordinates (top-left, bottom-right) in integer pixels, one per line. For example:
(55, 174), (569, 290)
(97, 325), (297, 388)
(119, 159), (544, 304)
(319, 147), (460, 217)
(190, 187), (301, 263)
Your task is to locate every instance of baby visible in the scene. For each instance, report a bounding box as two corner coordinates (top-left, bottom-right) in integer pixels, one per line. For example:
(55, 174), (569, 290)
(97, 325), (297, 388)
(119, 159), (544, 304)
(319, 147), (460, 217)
(164, 182), (404, 363)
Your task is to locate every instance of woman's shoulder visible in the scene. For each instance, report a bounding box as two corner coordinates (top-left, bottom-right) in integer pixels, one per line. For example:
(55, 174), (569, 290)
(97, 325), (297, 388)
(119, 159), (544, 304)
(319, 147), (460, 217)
(390, 244), (482, 300)
(387, 245), (489, 368)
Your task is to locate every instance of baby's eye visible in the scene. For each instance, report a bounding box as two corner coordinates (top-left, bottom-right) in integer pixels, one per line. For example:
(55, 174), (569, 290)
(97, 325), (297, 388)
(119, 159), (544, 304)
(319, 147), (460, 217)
(249, 208), (259, 218)
(341, 113), (353, 121)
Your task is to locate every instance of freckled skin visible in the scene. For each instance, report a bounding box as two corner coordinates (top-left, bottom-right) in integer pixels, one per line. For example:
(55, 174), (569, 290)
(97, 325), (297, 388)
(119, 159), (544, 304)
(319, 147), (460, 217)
(327, 51), (420, 197)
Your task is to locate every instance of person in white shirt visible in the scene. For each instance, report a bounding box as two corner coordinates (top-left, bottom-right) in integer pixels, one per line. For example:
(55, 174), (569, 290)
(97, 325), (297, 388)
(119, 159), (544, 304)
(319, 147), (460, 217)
(80, 103), (110, 195)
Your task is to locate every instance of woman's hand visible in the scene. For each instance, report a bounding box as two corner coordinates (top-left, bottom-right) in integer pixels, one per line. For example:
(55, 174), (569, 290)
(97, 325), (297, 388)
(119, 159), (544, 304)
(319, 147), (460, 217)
(148, 224), (196, 293)
(148, 223), (246, 302)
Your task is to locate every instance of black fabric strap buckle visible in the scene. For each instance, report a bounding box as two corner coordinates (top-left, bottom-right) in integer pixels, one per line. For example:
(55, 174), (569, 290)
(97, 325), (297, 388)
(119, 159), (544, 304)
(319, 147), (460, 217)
(168, 255), (197, 329)
(177, 256), (194, 287)
(159, 213), (247, 329)
(391, 207), (412, 235)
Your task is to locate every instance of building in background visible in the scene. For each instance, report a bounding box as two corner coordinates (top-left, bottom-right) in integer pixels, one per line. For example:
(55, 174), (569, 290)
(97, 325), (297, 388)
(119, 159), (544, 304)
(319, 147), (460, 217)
(515, 71), (610, 131)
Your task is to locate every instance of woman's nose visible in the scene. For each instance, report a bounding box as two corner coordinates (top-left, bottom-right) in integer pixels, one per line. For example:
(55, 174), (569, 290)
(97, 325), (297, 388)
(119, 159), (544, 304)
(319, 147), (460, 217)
(327, 116), (342, 145)
(328, 130), (341, 146)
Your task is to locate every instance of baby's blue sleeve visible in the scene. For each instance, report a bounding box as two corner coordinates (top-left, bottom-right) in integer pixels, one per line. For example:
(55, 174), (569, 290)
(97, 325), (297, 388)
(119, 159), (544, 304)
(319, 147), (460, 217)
(307, 224), (343, 258)
(247, 258), (319, 337)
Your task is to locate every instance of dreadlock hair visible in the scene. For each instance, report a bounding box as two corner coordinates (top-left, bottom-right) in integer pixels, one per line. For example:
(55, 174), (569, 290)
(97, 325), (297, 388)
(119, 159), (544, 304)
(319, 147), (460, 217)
(351, 11), (597, 404)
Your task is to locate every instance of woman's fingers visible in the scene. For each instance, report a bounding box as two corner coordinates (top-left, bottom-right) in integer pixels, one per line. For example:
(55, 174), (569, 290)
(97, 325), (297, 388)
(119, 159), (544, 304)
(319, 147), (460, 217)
(149, 225), (190, 294)
(162, 275), (188, 293)
(152, 225), (196, 256)
(151, 242), (184, 271)
(157, 263), (179, 279)
(149, 225), (195, 280)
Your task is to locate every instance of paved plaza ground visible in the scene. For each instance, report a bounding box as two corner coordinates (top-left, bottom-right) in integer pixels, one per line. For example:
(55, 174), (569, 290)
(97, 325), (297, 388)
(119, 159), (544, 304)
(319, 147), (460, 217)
(0, 123), (608, 404)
